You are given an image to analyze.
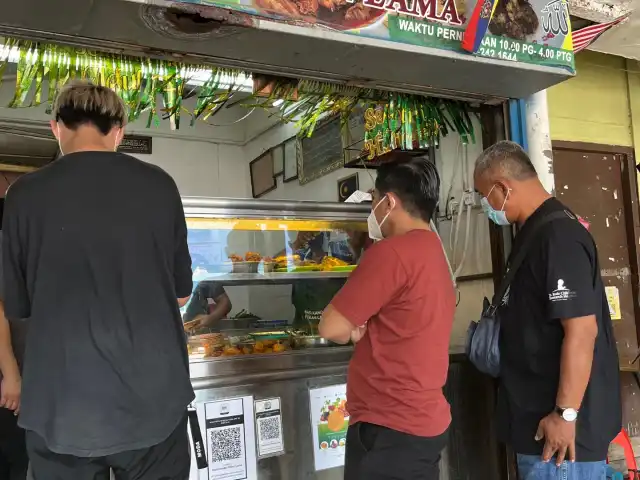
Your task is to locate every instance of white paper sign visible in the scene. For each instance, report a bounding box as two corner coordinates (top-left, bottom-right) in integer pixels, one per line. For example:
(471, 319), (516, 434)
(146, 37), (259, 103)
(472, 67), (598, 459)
(308, 384), (349, 471)
(254, 398), (285, 458)
(204, 397), (257, 480)
(344, 190), (372, 204)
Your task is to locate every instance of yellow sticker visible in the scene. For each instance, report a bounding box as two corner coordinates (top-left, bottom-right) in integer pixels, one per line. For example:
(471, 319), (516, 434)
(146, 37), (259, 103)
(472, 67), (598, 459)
(605, 286), (621, 320)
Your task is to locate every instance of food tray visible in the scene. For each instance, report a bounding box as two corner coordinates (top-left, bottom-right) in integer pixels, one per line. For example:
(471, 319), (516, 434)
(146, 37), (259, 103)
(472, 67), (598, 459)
(261, 262), (276, 273)
(250, 330), (290, 341)
(230, 261), (260, 274)
(291, 334), (332, 349)
(330, 265), (357, 272)
(275, 265), (321, 273)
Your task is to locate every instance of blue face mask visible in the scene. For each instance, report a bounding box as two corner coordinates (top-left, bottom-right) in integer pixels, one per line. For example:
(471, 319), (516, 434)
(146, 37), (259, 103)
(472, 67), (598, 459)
(481, 185), (511, 226)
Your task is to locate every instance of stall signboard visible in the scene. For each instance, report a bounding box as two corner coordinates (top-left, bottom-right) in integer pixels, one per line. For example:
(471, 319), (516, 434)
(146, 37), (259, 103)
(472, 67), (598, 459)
(171, 0), (574, 72)
(308, 384), (349, 471)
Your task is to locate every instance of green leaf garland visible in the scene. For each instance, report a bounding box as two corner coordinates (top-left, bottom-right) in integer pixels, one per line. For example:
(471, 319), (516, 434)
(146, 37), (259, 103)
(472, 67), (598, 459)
(0, 38), (475, 150)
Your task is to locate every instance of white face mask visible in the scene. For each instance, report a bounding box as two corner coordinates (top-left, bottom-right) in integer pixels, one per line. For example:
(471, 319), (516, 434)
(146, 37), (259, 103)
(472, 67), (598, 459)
(114, 130), (121, 152)
(367, 196), (394, 241)
(56, 124), (64, 156)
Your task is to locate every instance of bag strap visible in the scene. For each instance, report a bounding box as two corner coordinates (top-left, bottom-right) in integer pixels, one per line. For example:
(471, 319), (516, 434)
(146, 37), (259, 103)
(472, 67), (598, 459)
(487, 210), (572, 315)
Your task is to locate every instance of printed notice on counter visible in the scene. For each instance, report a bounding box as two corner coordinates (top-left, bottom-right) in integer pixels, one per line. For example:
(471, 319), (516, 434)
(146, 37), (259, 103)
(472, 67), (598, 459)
(254, 398), (285, 458)
(308, 385), (349, 471)
(204, 396), (257, 480)
(605, 286), (622, 320)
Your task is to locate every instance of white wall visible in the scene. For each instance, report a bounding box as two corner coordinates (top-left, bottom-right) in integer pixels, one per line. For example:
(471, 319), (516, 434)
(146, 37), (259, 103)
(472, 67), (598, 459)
(131, 139), (249, 198)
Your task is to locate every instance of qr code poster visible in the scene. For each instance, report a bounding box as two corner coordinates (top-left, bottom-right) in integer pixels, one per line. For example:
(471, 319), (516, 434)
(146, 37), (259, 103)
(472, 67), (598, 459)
(254, 398), (285, 458)
(204, 397), (257, 480)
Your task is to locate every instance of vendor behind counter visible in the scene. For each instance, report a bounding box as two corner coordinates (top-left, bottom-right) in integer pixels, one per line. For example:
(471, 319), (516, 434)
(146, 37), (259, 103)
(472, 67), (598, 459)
(183, 267), (232, 334)
(289, 231), (369, 331)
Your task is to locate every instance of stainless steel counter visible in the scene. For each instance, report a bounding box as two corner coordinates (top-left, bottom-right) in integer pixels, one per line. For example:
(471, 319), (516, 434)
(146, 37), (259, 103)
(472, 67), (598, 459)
(188, 346), (504, 480)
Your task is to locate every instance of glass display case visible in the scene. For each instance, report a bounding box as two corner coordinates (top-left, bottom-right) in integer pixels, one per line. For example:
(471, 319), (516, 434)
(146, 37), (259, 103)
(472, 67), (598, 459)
(181, 197), (369, 362)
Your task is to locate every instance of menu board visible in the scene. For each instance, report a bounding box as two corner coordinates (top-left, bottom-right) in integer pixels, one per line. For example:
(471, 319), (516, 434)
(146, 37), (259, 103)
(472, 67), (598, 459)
(298, 116), (344, 185)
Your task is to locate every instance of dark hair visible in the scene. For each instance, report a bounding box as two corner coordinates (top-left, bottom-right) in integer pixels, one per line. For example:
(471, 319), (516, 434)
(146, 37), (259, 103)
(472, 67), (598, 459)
(474, 140), (537, 180)
(53, 81), (127, 135)
(375, 153), (440, 223)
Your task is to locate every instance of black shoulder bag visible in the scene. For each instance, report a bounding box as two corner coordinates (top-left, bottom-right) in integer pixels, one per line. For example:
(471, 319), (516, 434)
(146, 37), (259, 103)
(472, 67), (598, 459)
(465, 210), (570, 377)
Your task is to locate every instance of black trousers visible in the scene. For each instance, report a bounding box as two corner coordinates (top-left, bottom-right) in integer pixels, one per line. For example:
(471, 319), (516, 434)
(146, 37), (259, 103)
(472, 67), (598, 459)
(344, 422), (448, 480)
(26, 415), (190, 480)
(0, 407), (29, 480)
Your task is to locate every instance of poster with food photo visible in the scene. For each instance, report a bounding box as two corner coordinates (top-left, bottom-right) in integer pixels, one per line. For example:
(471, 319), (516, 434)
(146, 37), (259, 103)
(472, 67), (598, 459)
(308, 384), (350, 471)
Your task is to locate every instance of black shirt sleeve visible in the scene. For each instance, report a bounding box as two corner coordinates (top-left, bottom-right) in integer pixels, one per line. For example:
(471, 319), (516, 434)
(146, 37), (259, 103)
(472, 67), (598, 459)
(3, 189), (30, 319)
(171, 184), (192, 299)
(0, 233), (4, 302)
(543, 228), (597, 320)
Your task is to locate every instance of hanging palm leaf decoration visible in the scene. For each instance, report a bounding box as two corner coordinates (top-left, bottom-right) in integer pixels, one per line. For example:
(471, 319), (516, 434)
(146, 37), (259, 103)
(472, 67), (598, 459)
(0, 38), (475, 152)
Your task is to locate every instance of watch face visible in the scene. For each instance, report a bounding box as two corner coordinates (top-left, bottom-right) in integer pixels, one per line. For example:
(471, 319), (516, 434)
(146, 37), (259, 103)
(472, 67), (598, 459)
(562, 408), (578, 422)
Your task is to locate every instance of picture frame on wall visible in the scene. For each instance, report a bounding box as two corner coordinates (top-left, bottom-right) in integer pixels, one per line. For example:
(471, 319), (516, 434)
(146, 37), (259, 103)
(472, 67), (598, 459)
(273, 144), (284, 177)
(283, 138), (298, 183)
(250, 150), (277, 198)
(337, 173), (359, 202)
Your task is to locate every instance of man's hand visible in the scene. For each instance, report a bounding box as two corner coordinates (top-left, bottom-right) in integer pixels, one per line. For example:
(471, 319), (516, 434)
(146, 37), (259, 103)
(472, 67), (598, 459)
(0, 372), (21, 414)
(184, 315), (205, 333)
(535, 412), (576, 465)
(350, 325), (367, 344)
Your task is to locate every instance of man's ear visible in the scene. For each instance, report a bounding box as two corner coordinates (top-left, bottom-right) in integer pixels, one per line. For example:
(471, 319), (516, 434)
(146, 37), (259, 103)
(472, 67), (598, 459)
(496, 181), (511, 197)
(114, 129), (124, 148)
(49, 120), (59, 140)
(386, 192), (398, 210)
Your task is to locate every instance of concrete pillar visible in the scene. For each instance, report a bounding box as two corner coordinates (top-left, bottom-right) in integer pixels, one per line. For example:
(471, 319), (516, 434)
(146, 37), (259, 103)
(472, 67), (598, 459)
(525, 90), (555, 194)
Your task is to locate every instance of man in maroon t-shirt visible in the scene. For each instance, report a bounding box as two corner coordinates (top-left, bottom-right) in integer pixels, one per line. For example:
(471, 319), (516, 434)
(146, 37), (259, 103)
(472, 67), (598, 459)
(319, 154), (455, 480)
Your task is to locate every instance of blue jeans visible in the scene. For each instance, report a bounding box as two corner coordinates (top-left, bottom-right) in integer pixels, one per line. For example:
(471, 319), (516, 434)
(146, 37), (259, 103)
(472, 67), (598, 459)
(517, 454), (608, 480)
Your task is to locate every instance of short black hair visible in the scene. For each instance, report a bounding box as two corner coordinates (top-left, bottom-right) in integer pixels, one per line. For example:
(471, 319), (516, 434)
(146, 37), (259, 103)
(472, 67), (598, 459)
(375, 153), (440, 223)
(474, 140), (537, 180)
(53, 81), (127, 135)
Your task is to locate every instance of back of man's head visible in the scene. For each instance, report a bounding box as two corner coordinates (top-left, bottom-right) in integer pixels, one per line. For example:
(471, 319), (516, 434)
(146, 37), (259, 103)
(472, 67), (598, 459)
(474, 140), (537, 182)
(375, 152), (440, 224)
(51, 81), (127, 154)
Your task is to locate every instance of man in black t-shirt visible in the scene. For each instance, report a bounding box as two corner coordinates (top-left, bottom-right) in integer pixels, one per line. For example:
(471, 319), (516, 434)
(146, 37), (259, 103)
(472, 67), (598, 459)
(473, 141), (621, 480)
(0, 199), (29, 480)
(3, 81), (194, 479)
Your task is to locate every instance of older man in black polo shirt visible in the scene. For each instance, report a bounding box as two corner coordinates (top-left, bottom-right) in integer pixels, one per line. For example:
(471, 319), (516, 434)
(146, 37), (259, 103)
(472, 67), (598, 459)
(473, 141), (621, 480)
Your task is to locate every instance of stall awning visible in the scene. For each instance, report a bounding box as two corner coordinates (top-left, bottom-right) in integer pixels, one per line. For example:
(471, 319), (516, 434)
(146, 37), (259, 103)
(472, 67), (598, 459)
(0, 0), (574, 102)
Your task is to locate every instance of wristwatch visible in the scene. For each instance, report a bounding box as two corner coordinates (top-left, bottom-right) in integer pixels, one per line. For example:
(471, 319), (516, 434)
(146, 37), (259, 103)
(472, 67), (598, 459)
(555, 406), (579, 422)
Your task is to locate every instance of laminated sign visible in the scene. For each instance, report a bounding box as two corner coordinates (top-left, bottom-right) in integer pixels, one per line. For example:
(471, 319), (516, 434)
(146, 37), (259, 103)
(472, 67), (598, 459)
(308, 385), (349, 471)
(605, 286), (621, 321)
(254, 398), (285, 458)
(204, 396), (257, 480)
